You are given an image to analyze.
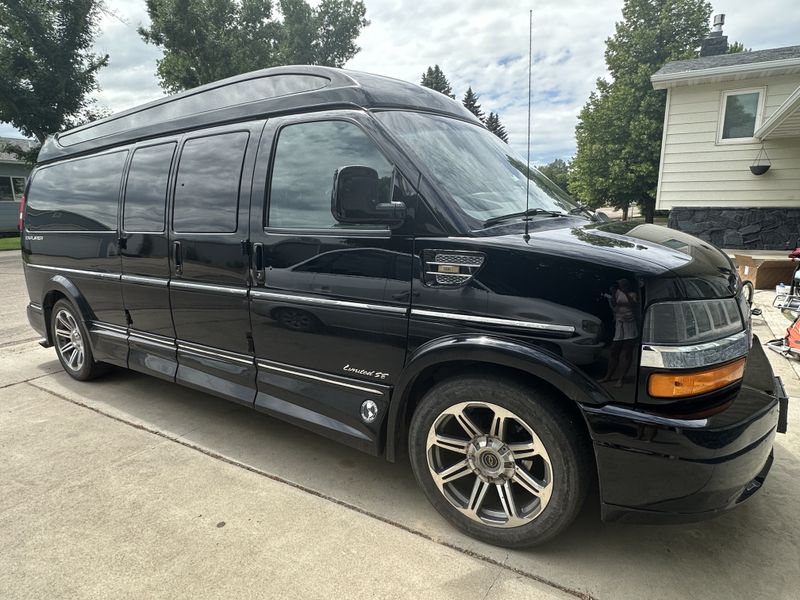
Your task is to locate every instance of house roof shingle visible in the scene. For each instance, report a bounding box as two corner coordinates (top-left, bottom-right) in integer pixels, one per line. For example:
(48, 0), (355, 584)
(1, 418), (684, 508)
(654, 45), (800, 77)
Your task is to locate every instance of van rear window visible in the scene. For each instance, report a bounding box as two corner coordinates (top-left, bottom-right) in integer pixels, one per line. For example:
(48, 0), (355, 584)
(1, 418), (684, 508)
(26, 151), (128, 231)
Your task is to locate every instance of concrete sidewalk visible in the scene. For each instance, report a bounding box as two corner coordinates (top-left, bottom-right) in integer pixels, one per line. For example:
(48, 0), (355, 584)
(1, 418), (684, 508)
(0, 381), (570, 600)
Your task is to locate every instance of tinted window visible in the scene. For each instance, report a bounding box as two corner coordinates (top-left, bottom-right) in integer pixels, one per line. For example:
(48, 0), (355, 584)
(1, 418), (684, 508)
(123, 143), (175, 232)
(0, 177), (13, 202)
(11, 177), (26, 200)
(26, 151), (127, 231)
(722, 92), (759, 139)
(269, 121), (393, 228)
(173, 132), (249, 233)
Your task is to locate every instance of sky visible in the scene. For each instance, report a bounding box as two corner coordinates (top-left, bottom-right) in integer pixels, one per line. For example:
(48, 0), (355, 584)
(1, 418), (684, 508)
(1, 0), (798, 164)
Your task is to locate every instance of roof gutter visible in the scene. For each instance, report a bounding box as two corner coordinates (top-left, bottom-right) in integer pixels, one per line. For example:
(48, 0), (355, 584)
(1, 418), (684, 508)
(755, 84), (800, 140)
(651, 57), (800, 89)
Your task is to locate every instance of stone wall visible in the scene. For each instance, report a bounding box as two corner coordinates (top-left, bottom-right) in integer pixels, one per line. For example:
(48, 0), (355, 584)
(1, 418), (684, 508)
(668, 207), (800, 250)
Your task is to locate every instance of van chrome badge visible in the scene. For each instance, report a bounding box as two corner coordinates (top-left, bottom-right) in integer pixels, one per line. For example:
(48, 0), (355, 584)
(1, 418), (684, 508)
(360, 400), (379, 423)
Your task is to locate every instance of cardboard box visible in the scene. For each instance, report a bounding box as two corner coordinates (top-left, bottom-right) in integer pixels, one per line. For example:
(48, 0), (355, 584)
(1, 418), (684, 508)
(734, 254), (796, 289)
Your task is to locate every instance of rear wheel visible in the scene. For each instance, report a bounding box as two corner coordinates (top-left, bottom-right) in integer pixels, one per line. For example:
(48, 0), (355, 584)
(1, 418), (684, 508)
(408, 375), (591, 547)
(51, 299), (109, 381)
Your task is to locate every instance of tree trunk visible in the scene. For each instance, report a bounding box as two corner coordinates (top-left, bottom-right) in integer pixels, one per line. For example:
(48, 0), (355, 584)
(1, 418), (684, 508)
(622, 204), (629, 221)
(641, 196), (656, 224)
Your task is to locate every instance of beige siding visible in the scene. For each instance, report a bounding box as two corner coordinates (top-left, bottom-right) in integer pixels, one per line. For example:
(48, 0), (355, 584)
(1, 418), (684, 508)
(657, 74), (800, 209)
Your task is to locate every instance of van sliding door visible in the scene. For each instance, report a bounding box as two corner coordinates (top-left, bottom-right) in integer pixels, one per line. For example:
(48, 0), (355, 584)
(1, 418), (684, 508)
(168, 121), (264, 405)
(120, 140), (179, 381)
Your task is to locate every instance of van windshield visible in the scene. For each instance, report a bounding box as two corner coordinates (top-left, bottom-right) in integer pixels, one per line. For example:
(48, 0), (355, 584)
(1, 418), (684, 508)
(374, 111), (577, 225)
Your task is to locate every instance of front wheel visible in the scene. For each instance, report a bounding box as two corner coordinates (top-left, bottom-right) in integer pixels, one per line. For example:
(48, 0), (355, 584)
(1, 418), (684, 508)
(51, 299), (109, 381)
(408, 375), (591, 547)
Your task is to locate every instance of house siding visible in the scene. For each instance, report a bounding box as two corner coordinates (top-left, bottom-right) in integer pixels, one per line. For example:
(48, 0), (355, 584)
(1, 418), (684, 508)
(657, 74), (800, 209)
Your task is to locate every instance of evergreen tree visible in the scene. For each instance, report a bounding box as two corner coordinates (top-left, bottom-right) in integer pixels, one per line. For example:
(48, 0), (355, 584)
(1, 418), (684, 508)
(727, 41), (749, 53)
(420, 65), (454, 98)
(538, 158), (571, 193)
(485, 112), (508, 143)
(0, 0), (108, 146)
(569, 0), (712, 222)
(461, 87), (484, 121)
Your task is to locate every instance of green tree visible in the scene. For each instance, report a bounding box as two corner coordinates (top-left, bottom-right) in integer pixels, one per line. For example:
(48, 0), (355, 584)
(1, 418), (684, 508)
(461, 87), (484, 121)
(139, 0), (368, 93)
(538, 158), (571, 193)
(420, 65), (454, 98)
(569, 0), (712, 222)
(727, 41), (749, 53)
(485, 112), (508, 143)
(0, 0), (108, 148)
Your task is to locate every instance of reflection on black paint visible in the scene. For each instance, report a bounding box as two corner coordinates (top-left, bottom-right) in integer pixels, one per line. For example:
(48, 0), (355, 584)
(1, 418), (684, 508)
(570, 227), (635, 248)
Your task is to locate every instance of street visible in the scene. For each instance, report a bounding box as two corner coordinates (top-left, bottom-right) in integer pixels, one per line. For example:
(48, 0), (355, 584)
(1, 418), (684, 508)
(1, 251), (798, 600)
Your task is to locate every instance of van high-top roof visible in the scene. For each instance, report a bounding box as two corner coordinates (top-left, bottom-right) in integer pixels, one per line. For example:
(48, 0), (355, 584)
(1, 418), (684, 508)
(37, 65), (481, 164)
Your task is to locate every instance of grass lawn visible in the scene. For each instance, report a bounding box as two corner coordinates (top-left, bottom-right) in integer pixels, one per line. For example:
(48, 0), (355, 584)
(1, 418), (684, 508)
(0, 237), (20, 251)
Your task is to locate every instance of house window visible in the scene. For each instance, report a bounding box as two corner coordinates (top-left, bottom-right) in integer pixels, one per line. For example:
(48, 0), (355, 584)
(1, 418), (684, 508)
(0, 177), (13, 202)
(0, 176), (28, 202)
(718, 89), (765, 142)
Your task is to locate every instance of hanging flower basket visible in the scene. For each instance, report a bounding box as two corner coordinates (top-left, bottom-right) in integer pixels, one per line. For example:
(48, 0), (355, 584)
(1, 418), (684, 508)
(750, 145), (771, 176)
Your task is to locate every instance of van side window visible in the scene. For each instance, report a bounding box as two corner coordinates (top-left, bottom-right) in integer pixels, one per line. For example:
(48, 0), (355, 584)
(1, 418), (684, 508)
(26, 151), (127, 231)
(173, 131), (249, 233)
(268, 121), (393, 229)
(123, 143), (176, 232)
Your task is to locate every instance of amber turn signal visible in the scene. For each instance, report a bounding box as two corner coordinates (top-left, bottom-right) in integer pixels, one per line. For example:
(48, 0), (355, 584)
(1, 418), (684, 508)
(648, 358), (746, 399)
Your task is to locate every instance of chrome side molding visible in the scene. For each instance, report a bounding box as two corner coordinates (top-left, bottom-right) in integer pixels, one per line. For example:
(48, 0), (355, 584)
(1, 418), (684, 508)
(640, 330), (750, 369)
(257, 359), (385, 396)
(411, 308), (576, 335)
(251, 290), (407, 315)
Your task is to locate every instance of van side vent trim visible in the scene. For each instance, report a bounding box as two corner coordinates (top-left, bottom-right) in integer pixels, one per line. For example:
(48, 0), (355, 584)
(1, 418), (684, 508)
(421, 250), (485, 287)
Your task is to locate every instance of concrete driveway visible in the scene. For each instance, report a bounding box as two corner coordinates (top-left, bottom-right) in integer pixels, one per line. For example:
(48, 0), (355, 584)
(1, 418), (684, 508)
(1, 251), (798, 600)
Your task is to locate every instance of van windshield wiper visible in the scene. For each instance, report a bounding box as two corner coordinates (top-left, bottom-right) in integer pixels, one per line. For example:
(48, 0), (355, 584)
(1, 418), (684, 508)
(568, 203), (608, 223)
(484, 208), (566, 227)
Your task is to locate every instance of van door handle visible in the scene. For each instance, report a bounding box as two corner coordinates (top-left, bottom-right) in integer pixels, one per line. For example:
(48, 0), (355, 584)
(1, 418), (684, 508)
(173, 241), (183, 276)
(253, 243), (264, 285)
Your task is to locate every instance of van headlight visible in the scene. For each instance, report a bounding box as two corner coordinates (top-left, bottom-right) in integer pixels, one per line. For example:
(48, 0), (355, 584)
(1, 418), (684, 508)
(640, 297), (749, 398)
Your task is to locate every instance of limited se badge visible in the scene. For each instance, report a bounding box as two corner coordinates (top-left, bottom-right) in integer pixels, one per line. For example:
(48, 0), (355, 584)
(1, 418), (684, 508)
(343, 364), (389, 380)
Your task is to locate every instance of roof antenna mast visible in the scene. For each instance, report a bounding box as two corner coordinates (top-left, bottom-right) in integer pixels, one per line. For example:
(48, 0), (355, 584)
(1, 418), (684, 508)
(523, 9), (533, 242)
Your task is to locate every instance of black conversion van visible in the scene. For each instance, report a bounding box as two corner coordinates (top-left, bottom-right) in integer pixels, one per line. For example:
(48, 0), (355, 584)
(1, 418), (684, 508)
(21, 66), (788, 547)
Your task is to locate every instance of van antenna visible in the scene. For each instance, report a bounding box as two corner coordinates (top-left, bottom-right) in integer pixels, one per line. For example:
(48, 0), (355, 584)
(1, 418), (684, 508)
(523, 9), (533, 243)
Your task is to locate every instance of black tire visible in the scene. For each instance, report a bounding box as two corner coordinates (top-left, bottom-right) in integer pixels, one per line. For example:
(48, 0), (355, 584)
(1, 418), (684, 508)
(50, 299), (110, 381)
(408, 374), (592, 548)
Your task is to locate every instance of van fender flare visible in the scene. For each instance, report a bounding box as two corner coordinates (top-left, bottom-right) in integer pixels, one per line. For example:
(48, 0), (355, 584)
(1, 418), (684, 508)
(40, 275), (96, 345)
(385, 334), (611, 461)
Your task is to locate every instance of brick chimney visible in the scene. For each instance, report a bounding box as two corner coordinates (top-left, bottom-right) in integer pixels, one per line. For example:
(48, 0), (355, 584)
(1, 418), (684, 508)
(700, 14), (728, 56)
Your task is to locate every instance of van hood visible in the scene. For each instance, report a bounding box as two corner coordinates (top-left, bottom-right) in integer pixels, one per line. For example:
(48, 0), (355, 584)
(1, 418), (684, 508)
(474, 218), (738, 297)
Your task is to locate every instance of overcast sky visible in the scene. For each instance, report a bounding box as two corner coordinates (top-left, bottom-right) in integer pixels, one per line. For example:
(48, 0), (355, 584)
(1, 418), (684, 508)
(1, 0), (797, 163)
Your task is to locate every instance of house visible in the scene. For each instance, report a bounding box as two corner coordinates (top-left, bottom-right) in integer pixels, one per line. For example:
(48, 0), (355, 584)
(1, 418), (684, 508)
(651, 18), (800, 250)
(0, 138), (36, 233)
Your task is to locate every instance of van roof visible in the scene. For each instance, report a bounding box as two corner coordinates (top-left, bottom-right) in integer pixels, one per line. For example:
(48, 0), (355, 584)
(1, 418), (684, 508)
(38, 65), (481, 164)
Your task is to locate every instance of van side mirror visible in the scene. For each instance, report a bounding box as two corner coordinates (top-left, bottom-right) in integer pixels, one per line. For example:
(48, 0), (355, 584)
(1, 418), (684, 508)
(331, 166), (406, 227)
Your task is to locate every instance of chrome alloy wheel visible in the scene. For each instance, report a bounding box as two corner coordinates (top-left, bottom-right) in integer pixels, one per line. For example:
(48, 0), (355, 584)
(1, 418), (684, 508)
(54, 309), (85, 372)
(426, 401), (554, 528)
